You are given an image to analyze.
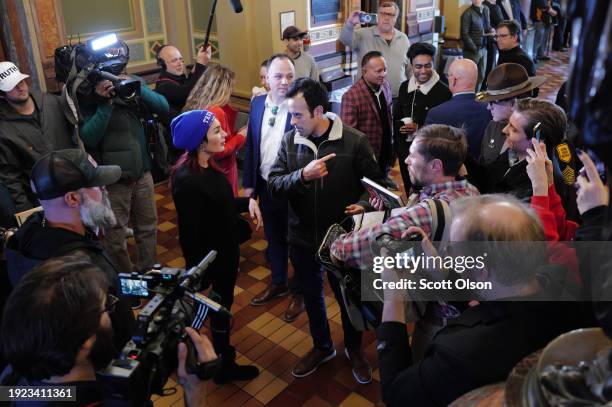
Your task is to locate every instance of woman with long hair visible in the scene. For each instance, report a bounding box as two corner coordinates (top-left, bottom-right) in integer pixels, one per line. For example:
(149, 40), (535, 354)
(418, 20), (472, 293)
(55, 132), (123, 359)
(170, 109), (262, 383)
(183, 64), (246, 196)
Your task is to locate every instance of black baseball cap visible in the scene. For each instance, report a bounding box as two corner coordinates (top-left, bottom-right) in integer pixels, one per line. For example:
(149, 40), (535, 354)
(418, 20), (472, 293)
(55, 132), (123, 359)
(282, 26), (307, 40)
(30, 149), (121, 200)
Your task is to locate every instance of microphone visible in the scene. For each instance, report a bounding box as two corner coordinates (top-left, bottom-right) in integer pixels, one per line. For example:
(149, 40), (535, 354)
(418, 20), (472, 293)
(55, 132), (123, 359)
(228, 0), (243, 13)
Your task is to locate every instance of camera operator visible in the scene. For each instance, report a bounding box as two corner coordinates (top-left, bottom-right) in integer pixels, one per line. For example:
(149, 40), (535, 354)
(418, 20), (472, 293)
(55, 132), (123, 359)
(0, 256), (217, 406)
(0, 61), (79, 215)
(4, 149), (135, 349)
(78, 58), (169, 277)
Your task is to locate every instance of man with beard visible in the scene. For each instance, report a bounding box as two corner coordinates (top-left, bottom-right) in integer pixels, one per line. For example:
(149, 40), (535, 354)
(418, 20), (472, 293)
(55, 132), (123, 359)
(0, 61), (79, 214)
(331, 125), (480, 270)
(4, 149), (134, 349)
(0, 256), (218, 406)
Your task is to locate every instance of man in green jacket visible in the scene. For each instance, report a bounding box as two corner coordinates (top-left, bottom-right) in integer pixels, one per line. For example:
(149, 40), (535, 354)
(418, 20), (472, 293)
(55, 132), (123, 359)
(79, 73), (169, 275)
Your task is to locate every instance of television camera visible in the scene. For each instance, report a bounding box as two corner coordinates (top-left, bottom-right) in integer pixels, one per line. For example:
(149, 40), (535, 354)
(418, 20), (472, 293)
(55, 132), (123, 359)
(97, 250), (229, 405)
(55, 33), (140, 102)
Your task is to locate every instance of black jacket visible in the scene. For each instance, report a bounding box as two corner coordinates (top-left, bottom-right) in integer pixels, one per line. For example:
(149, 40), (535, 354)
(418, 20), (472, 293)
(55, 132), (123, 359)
(5, 212), (135, 350)
(268, 114), (383, 248)
(154, 63), (206, 127)
(171, 164), (249, 269)
(376, 273), (594, 406)
(483, 0), (504, 28)
(461, 5), (492, 53)
(393, 78), (452, 133)
(498, 45), (537, 75)
(0, 91), (78, 212)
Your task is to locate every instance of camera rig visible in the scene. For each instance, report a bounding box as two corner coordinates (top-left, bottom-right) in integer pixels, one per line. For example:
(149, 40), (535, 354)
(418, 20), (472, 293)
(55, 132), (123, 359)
(55, 33), (141, 108)
(97, 250), (229, 406)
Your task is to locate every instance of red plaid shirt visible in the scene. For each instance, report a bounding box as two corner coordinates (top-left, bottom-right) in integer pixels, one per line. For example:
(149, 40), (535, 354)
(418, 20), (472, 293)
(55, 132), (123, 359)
(330, 180), (480, 269)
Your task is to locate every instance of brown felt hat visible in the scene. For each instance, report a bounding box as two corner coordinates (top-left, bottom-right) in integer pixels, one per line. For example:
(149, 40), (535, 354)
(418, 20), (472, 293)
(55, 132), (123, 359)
(476, 63), (547, 103)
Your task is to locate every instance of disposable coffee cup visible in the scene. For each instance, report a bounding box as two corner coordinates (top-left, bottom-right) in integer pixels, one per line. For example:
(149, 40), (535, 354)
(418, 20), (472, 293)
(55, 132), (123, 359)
(401, 117), (413, 125)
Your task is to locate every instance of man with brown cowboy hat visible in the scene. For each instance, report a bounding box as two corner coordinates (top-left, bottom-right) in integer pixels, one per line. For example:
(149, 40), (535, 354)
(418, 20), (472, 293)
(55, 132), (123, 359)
(465, 63), (546, 193)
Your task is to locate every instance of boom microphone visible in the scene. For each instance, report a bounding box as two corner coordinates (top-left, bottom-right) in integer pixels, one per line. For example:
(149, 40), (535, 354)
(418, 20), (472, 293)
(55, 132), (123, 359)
(228, 0), (243, 13)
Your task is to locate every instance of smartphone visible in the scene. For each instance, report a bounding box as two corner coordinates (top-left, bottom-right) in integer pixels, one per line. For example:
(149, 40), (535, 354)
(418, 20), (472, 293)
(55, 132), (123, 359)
(359, 13), (378, 25)
(120, 277), (150, 298)
(532, 122), (542, 143)
(580, 149), (607, 183)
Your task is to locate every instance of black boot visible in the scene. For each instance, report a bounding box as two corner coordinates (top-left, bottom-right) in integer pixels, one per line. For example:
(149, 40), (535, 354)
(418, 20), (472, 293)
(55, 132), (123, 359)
(214, 347), (259, 384)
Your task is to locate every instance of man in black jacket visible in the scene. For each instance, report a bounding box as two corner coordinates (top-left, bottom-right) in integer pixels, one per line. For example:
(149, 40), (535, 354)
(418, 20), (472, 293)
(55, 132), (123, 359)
(5, 149), (135, 349)
(154, 44), (210, 123)
(376, 194), (592, 406)
(0, 61), (78, 213)
(482, 0), (504, 87)
(394, 43), (452, 192)
(154, 44), (210, 162)
(268, 78), (383, 384)
(460, 0), (494, 91)
(496, 20), (537, 82)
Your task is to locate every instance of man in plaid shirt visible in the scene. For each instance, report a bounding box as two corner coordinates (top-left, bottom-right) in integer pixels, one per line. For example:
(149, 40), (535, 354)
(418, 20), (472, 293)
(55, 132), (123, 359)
(331, 124), (480, 269)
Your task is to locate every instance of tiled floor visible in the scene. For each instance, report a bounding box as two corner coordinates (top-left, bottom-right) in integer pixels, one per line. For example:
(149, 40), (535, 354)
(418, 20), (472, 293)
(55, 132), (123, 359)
(141, 49), (569, 406)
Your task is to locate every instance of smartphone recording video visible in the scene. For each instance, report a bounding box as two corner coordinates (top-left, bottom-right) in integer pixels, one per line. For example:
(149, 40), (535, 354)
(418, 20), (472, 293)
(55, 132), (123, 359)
(359, 13), (378, 25)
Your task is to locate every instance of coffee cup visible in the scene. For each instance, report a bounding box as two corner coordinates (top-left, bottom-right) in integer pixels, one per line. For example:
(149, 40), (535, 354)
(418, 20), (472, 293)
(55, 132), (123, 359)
(401, 117), (413, 125)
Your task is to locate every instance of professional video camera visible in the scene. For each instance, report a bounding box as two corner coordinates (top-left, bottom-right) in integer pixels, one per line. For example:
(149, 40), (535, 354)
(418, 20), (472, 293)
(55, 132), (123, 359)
(97, 250), (229, 406)
(55, 33), (140, 102)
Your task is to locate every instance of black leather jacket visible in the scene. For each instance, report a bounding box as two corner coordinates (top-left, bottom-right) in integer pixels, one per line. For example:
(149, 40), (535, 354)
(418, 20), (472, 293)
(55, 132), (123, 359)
(268, 114), (383, 249)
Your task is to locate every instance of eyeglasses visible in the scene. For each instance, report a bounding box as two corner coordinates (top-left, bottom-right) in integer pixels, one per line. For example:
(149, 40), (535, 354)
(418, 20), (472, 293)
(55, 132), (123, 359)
(494, 33), (512, 39)
(379, 11), (397, 18)
(103, 293), (119, 314)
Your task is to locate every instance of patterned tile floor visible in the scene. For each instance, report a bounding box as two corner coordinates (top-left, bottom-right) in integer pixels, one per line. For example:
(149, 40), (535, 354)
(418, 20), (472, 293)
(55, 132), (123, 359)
(140, 49), (570, 406)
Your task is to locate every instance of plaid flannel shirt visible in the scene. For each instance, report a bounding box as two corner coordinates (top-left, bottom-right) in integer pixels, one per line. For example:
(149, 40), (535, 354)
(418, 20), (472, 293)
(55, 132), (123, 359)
(330, 179), (480, 269)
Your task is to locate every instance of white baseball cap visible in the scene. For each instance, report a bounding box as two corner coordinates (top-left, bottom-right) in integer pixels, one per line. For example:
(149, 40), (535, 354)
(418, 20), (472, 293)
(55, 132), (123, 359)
(0, 62), (30, 92)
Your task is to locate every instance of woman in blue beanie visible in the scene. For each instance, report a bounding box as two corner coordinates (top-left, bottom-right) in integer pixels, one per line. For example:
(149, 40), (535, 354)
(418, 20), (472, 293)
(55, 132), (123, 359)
(170, 109), (262, 383)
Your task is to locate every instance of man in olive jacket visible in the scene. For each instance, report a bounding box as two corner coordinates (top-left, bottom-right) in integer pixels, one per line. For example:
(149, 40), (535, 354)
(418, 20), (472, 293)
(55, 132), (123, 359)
(79, 75), (169, 274)
(268, 78), (383, 385)
(0, 62), (78, 214)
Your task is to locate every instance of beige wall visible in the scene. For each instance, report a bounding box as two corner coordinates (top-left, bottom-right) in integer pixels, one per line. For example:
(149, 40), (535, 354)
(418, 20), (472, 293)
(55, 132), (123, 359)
(213, 0), (310, 98)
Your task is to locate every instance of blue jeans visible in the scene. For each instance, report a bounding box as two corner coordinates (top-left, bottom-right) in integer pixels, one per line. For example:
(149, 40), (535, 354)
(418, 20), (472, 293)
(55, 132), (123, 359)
(289, 244), (362, 352)
(533, 21), (547, 58)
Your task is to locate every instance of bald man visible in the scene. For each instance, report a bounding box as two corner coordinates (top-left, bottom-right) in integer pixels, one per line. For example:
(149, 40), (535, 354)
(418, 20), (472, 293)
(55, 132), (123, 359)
(424, 59), (492, 160)
(377, 194), (592, 405)
(154, 44), (210, 135)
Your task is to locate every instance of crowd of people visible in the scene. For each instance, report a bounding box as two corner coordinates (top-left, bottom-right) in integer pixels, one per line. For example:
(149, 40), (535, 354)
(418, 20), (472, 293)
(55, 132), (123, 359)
(0, 1), (609, 406)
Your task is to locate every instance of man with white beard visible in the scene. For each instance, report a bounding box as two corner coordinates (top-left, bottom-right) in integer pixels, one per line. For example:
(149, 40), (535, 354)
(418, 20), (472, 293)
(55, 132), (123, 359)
(5, 149), (135, 350)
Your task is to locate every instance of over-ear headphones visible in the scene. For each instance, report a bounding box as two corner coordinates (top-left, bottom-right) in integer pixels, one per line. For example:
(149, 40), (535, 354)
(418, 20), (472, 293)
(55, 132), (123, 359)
(156, 44), (170, 71)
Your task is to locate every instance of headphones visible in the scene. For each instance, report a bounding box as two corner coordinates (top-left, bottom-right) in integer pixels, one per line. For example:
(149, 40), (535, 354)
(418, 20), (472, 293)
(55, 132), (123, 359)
(156, 44), (170, 71)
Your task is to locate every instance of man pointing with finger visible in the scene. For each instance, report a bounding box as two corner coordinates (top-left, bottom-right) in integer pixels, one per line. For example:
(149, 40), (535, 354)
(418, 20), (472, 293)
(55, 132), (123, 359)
(268, 78), (383, 384)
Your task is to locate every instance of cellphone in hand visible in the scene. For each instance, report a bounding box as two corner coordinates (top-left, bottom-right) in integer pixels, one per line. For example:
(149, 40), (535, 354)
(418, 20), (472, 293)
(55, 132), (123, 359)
(579, 149), (607, 183)
(532, 122), (542, 143)
(359, 13), (378, 25)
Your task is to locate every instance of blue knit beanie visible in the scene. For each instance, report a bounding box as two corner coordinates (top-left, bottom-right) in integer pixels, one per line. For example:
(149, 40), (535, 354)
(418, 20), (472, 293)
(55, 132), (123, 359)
(171, 110), (217, 152)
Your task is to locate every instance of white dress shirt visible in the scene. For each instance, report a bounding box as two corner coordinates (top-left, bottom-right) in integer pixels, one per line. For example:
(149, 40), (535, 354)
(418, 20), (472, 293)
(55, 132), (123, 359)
(259, 95), (289, 181)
